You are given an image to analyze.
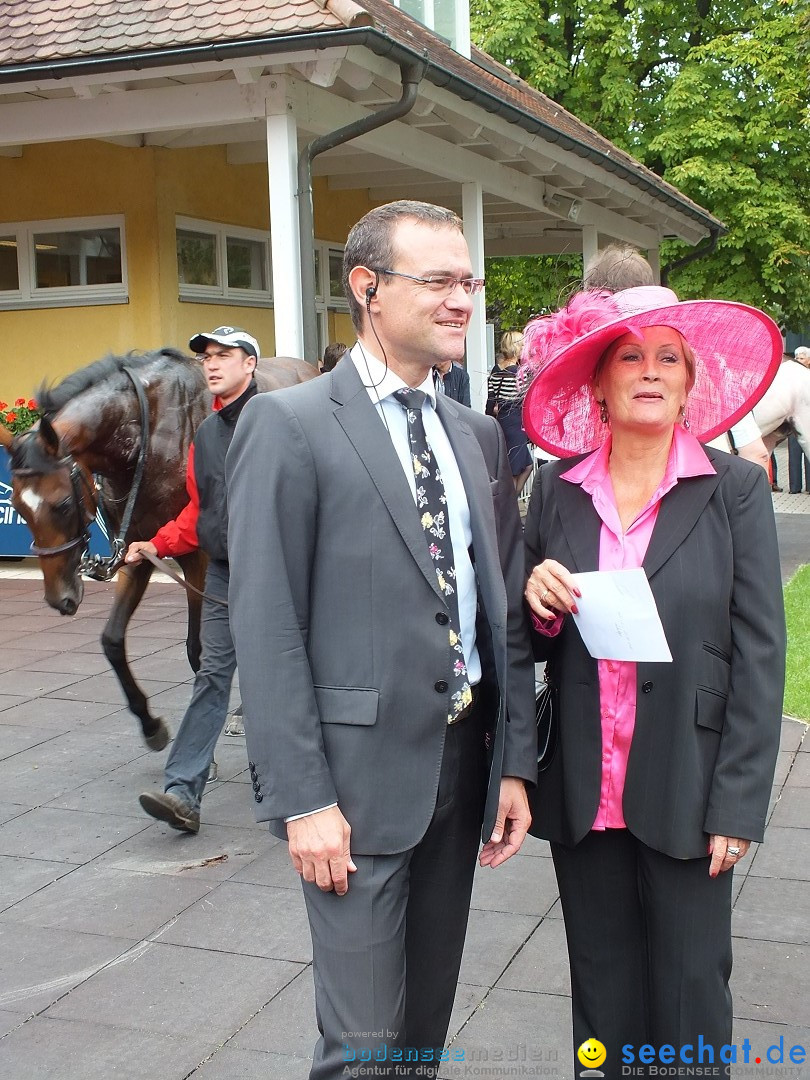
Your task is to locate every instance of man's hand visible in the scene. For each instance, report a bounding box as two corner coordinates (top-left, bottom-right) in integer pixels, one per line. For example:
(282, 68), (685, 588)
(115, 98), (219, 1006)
(479, 777), (531, 869)
(287, 806), (356, 895)
(125, 540), (158, 565)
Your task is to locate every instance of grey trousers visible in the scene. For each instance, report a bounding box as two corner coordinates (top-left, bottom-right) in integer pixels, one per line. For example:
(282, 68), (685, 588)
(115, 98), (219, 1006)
(164, 560), (234, 811)
(301, 709), (489, 1080)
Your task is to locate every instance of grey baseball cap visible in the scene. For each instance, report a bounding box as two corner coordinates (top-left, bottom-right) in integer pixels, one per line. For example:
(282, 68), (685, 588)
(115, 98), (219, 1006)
(189, 325), (260, 359)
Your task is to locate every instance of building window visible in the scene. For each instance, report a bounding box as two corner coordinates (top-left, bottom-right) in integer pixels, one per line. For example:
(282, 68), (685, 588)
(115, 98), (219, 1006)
(176, 217), (271, 305)
(0, 217), (127, 309)
(313, 242), (349, 358)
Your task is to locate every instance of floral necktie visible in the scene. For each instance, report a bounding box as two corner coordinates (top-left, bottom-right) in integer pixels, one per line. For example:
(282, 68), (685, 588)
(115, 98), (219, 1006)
(393, 388), (472, 723)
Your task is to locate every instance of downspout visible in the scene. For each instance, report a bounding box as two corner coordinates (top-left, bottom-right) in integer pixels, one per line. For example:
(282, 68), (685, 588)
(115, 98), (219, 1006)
(297, 59), (426, 363)
(661, 227), (720, 287)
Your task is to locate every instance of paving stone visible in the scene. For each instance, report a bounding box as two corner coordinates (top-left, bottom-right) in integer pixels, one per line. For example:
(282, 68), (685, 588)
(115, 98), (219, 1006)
(470, 848), (559, 918)
(194, 1047), (313, 1080)
(46, 673), (176, 706)
(231, 839), (300, 890)
(45, 940), (304, 1041)
(0, 855), (79, 911)
(732, 877), (809, 945)
(198, 777), (267, 830)
(0, 696), (120, 730)
(0, 647), (60, 674)
(0, 668), (90, 697)
(128, 654), (195, 682)
(0, 1009), (28, 1038)
(437, 986), (570, 1080)
(0, 924), (133, 1012)
(0, 801), (28, 823)
(0, 863), (216, 939)
(773, 750), (798, 788)
(233, 967), (319, 1057)
(0, 723), (62, 759)
(496, 917), (571, 996)
(457, 908), (540, 987)
(94, 821), (275, 881)
(726, 1017), (810, 1080)
(516, 833), (553, 858)
(788, 751), (810, 785)
(159, 880), (313, 963)
(748, 827), (810, 880)
(16, 632), (99, 652)
(782, 719), (809, 753)
(0, 694), (28, 713)
(0, 1016), (219, 1080)
(0, 807), (148, 862)
(768, 786), (810, 829)
(23, 653), (114, 677)
(731, 938), (810, 1028)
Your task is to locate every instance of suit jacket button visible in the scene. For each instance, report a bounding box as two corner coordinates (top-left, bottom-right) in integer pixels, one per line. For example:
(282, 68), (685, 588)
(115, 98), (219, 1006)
(436, 612), (449, 625)
(254, 791), (263, 802)
(642, 680), (654, 693)
(248, 762), (256, 770)
(252, 780), (261, 791)
(434, 680), (448, 693)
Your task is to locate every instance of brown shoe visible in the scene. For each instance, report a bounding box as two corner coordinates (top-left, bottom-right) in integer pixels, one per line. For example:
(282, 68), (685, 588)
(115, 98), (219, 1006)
(139, 791), (200, 834)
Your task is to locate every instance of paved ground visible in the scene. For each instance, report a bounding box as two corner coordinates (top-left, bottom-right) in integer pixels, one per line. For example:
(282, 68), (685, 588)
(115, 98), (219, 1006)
(0, 509), (807, 1080)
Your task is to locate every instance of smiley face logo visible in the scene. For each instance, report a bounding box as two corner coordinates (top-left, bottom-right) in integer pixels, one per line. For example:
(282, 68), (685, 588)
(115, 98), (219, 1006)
(577, 1039), (607, 1071)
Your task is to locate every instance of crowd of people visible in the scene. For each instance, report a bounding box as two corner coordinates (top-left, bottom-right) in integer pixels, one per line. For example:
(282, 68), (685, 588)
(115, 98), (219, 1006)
(133, 204), (792, 1080)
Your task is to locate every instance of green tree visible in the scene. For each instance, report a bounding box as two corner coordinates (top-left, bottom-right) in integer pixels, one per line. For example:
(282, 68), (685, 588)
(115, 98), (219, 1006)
(472, 0), (810, 330)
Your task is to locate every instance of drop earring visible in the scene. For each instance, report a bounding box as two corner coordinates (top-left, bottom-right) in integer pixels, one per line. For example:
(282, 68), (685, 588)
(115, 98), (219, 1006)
(598, 399), (609, 424)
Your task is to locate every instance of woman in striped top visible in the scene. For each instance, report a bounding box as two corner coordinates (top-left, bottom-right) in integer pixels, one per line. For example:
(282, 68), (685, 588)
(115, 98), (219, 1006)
(487, 330), (533, 493)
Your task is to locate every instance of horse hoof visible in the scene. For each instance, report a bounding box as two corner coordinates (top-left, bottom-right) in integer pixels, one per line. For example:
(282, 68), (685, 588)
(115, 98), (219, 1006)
(144, 719), (171, 752)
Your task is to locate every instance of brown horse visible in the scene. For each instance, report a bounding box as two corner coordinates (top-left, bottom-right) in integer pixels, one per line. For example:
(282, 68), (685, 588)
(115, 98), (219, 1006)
(0, 348), (316, 750)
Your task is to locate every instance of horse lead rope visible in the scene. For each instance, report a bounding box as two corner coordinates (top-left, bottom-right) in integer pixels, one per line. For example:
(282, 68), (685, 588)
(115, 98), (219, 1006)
(139, 549), (229, 608)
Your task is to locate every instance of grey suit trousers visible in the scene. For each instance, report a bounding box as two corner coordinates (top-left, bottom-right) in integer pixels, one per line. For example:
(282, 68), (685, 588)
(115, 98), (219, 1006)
(301, 710), (489, 1080)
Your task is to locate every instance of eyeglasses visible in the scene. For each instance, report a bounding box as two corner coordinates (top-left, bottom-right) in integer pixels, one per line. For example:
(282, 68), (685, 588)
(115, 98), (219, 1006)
(373, 269), (485, 296)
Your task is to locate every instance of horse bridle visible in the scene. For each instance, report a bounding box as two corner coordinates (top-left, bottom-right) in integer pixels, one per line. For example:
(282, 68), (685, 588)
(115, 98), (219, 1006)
(11, 367), (150, 580)
(11, 455), (96, 558)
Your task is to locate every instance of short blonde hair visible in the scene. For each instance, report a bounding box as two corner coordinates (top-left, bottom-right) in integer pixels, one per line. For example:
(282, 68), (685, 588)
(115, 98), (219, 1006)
(500, 331), (524, 361)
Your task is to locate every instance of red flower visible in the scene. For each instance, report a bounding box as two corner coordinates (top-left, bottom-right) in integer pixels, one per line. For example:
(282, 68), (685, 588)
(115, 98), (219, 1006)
(0, 401), (6, 410)
(6, 411), (17, 423)
(27, 399), (37, 410)
(15, 398), (25, 406)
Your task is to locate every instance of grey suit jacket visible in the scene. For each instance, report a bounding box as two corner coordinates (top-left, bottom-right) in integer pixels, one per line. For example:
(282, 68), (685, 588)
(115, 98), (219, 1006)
(226, 357), (536, 853)
(525, 446), (786, 858)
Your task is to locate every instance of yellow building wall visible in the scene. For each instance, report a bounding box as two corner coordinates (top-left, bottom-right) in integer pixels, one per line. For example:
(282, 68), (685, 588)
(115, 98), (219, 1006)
(0, 142), (372, 400)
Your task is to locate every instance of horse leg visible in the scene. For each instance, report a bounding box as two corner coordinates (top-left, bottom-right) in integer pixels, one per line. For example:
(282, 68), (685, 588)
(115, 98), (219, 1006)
(176, 550), (207, 673)
(101, 561), (170, 751)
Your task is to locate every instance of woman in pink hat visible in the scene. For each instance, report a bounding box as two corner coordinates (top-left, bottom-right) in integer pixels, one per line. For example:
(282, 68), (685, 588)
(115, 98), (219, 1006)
(521, 287), (786, 1077)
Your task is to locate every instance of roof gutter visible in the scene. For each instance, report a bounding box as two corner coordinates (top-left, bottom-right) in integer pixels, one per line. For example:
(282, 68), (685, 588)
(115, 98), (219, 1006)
(0, 27), (722, 235)
(298, 59), (425, 362)
(661, 227), (721, 287)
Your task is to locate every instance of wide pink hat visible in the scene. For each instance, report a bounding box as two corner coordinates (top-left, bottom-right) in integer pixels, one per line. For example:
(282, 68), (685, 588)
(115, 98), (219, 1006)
(520, 286), (783, 458)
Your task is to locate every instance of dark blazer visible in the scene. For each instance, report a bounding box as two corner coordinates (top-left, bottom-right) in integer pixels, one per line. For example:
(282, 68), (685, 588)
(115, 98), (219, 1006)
(226, 357), (536, 853)
(525, 446), (785, 859)
(437, 362), (471, 407)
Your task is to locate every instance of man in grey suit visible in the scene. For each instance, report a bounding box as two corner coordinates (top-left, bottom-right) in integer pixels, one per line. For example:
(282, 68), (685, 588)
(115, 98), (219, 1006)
(226, 201), (536, 1079)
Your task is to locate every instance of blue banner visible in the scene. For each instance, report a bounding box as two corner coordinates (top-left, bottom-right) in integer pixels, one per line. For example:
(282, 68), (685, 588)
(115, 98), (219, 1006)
(0, 452), (112, 559)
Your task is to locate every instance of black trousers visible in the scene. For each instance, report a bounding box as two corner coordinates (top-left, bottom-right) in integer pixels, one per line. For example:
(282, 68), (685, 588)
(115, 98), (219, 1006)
(302, 707), (489, 1080)
(552, 830), (733, 1080)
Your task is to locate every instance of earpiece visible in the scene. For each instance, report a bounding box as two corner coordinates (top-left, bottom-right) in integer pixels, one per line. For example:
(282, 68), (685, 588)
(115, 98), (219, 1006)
(365, 285), (377, 303)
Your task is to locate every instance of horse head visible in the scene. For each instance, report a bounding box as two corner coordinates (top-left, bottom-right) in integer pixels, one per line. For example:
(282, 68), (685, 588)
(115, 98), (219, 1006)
(3, 416), (96, 615)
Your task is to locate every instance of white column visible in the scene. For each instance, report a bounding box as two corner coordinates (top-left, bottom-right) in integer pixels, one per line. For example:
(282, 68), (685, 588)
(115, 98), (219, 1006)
(462, 181), (487, 413)
(581, 225), (598, 278)
(265, 106), (304, 358)
(647, 246), (661, 284)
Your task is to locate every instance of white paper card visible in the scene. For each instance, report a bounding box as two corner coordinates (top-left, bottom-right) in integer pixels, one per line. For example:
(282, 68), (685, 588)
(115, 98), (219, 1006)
(570, 568), (672, 662)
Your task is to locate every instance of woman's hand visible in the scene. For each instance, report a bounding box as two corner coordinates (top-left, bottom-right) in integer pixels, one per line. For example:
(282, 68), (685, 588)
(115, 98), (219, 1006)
(525, 559), (580, 619)
(708, 834), (751, 877)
